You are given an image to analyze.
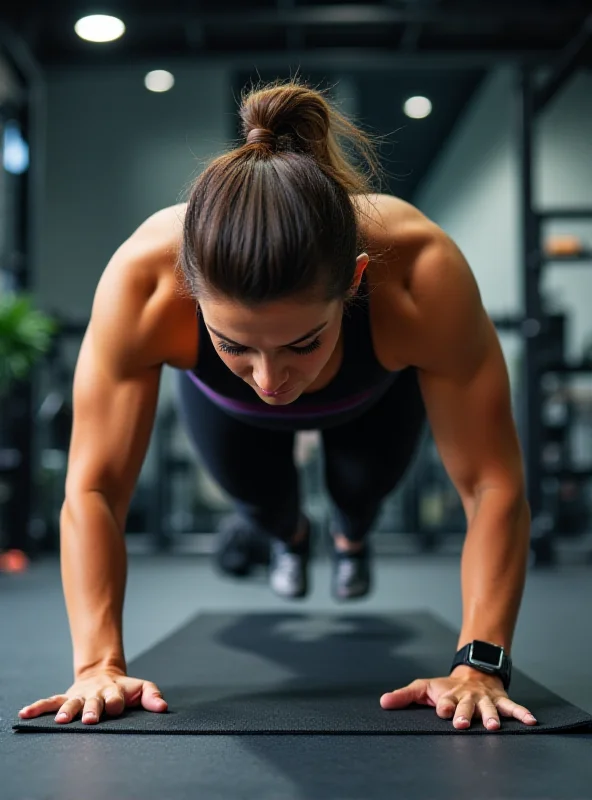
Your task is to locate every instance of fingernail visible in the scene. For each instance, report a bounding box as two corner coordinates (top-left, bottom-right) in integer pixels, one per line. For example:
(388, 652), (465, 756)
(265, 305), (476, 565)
(83, 713), (97, 722)
(457, 716), (469, 725)
(525, 714), (537, 723)
(55, 713), (68, 721)
(487, 718), (499, 729)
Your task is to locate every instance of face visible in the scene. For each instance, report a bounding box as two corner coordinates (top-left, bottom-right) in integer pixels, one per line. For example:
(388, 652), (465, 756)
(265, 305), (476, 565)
(198, 255), (368, 405)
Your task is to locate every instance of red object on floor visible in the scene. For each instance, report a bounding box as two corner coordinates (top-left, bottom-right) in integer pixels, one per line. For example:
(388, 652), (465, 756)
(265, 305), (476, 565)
(0, 549), (29, 573)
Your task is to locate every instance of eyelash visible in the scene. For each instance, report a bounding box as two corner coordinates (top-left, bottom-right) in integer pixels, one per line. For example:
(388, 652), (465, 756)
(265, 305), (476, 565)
(218, 338), (322, 357)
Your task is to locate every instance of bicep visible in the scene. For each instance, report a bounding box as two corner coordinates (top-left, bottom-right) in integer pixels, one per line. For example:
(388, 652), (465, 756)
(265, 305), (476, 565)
(65, 254), (163, 529)
(418, 318), (524, 508)
(66, 330), (162, 528)
(408, 236), (525, 508)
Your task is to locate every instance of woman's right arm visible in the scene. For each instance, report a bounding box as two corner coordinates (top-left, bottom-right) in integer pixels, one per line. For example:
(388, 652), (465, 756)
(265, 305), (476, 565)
(60, 247), (164, 679)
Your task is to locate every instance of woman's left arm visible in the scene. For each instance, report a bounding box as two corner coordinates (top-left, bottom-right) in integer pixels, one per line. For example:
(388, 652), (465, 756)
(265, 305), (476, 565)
(378, 219), (537, 730)
(411, 233), (531, 655)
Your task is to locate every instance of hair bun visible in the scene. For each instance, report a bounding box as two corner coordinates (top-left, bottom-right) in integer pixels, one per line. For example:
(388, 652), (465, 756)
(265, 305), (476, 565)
(246, 128), (276, 147)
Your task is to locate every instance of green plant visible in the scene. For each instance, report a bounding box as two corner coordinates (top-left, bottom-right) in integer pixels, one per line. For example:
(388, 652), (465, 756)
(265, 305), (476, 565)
(0, 292), (57, 396)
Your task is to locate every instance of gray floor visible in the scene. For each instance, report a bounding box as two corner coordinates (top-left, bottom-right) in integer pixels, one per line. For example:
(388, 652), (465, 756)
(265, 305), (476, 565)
(2, 551), (592, 799)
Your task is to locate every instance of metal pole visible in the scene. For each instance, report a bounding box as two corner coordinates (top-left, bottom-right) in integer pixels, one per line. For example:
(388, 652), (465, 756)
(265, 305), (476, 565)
(0, 25), (47, 557)
(517, 66), (546, 554)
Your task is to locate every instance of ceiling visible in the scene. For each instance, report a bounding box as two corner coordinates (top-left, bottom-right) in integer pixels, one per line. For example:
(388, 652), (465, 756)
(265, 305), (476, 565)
(2, 1), (591, 199)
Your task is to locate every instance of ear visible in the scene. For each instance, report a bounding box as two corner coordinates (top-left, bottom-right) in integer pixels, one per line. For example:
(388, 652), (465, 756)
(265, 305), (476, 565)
(349, 253), (369, 295)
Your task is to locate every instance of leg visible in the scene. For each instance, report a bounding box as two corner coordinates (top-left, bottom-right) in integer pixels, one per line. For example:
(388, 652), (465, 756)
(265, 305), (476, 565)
(174, 371), (310, 597)
(174, 370), (300, 542)
(322, 368), (426, 543)
(321, 368), (426, 598)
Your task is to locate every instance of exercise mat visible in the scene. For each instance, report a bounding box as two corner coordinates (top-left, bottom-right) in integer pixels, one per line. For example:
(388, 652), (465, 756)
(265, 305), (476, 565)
(14, 611), (592, 735)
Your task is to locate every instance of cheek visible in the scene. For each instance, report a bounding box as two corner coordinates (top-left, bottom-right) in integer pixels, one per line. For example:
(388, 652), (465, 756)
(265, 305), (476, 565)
(219, 354), (250, 376)
(300, 344), (334, 375)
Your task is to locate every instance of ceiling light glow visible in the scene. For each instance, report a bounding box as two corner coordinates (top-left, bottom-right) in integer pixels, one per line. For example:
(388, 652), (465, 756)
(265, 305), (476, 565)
(74, 15), (125, 43)
(403, 96), (432, 119)
(145, 70), (176, 93)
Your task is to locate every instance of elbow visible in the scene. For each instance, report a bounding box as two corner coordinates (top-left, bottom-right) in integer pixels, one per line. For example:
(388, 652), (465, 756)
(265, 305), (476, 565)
(463, 481), (530, 527)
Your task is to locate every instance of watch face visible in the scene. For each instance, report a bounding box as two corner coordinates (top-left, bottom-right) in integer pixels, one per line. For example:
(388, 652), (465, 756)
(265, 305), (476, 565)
(470, 641), (502, 668)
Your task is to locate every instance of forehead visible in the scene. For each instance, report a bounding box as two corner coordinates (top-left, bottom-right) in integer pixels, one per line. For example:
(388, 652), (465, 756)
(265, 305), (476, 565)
(200, 296), (337, 345)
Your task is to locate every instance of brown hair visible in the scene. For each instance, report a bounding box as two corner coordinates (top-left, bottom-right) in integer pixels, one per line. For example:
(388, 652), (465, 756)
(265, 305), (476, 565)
(180, 76), (384, 306)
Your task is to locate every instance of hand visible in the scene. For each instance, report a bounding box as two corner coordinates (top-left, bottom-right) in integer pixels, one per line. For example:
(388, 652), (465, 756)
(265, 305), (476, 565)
(18, 668), (168, 726)
(380, 666), (538, 731)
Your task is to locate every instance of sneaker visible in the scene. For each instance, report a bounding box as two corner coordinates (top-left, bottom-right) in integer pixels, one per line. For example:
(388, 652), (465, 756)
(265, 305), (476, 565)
(269, 517), (311, 600)
(214, 515), (271, 578)
(331, 542), (371, 601)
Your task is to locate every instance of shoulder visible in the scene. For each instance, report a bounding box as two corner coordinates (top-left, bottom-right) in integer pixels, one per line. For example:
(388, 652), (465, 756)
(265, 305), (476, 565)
(361, 195), (488, 373)
(357, 193), (437, 257)
(359, 193), (454, 299)
(89, 203), (196, 373)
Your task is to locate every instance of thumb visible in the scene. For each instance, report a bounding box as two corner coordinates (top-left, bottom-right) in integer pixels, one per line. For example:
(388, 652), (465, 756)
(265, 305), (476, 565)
(141, 682), (168, 712)
(380, 679), (428, 710)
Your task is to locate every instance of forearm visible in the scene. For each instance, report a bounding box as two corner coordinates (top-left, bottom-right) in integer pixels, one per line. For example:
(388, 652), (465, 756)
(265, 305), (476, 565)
(457, 490), (531, 654)
(60, 492), (128, 678)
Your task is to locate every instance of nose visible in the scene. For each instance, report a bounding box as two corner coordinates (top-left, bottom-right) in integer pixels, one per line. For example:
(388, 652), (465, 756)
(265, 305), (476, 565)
(253, 359), (288, 394)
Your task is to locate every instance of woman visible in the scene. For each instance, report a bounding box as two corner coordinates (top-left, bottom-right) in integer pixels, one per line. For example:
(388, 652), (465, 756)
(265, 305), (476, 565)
(18, 79), (536, 732)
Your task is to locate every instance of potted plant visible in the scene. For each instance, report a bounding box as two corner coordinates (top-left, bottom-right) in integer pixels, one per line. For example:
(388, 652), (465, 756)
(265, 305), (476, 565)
(0, 292), (57, 398)
(0, 291), (57, 572)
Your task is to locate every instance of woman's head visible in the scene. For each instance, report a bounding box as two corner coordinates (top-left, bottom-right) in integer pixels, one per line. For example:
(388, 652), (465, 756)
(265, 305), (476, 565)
(180, 76), (383, 403)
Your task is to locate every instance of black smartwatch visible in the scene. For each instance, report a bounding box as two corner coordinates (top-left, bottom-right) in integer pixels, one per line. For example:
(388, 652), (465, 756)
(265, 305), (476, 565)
(450, 640), (512, 690)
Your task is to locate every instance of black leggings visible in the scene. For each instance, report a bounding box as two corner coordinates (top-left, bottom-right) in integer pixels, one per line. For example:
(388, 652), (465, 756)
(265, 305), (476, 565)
(174, 368), (426, 543)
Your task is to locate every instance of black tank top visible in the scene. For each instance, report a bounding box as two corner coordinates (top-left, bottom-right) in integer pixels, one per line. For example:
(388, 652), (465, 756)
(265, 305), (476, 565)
(185, 275), (399, 430)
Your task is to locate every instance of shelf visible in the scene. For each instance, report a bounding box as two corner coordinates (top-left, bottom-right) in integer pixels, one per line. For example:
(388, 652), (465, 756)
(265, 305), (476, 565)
(541, 467), (592, 480)
(542, 251), (592, 264)
(537, 209), (592, 220)
(541, 361), (592, 374)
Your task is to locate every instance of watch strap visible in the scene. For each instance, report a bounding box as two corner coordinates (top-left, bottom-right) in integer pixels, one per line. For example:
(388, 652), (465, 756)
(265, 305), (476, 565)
(450, 641), (512, 690)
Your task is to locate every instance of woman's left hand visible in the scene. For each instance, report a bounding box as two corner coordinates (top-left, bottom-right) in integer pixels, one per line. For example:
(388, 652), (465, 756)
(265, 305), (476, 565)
(380, 666), (538, 731)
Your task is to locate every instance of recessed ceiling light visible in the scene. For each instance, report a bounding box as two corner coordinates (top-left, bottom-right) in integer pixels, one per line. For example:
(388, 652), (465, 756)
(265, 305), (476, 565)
(145, 70), (176, 93)
(74, 15), (126, 43)
(403, 96), (432, 119)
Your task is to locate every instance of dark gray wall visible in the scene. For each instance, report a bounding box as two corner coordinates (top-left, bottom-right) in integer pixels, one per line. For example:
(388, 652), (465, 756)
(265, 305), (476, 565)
(416, 67), (592, 374)
(37, 62), (231, 318)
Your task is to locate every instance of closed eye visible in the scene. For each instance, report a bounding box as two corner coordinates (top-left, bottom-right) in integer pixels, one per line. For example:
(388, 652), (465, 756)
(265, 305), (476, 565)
(218, 337), (322, 357)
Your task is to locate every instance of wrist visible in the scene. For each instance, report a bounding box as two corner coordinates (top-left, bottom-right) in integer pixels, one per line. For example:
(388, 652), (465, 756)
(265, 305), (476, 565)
(450, 664), (504, 686)
(75, 654), (127, 679)
(450, 640), (512, 690)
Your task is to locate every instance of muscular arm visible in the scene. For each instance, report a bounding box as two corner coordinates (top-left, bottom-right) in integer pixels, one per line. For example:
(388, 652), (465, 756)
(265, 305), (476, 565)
(61, 229), (174, 677)
(408, 233), (530, 655)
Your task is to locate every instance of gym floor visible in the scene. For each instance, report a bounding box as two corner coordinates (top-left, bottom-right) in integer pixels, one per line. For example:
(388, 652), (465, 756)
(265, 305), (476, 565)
(2, 551), (591, 799)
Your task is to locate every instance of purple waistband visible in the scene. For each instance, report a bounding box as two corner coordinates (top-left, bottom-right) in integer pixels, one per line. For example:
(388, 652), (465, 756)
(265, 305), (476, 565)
(186, 371), (380, 418)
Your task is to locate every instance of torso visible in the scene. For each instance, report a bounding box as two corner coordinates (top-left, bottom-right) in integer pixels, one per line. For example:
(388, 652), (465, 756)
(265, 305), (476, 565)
(132, 194), (440, 381)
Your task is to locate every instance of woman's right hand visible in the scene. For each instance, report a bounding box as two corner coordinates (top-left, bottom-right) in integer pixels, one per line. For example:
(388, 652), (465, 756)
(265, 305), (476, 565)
(18, 669), (168, 725)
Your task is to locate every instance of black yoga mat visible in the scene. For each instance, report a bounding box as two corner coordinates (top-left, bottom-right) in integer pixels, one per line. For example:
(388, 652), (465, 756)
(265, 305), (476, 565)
(14, 610), (592, 735)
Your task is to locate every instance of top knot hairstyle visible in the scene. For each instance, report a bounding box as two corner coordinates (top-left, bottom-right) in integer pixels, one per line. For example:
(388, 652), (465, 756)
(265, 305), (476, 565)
(180, 77), (384, 306)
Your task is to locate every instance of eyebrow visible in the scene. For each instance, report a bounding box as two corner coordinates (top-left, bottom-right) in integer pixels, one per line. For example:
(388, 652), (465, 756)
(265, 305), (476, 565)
(207, 321), (328, 348)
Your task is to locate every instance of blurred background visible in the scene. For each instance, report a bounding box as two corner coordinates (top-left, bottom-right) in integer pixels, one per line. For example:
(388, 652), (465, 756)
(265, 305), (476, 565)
(1, 0), (592, 572)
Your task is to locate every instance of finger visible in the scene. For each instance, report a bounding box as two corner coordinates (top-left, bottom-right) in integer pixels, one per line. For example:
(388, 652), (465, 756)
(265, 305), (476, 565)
(103, 688), (126, 717)
(453, 698), (476, 729)
(55, 696), (85, 724)
(496, 697), (537, 725)
(141, 682), (168, 713)
(380, 679), (429, 710)
(478, 697), (501, 731)
(82, 695), (105, 725)
(436, 695), (458, 720)
(19, 695), (67, 719)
